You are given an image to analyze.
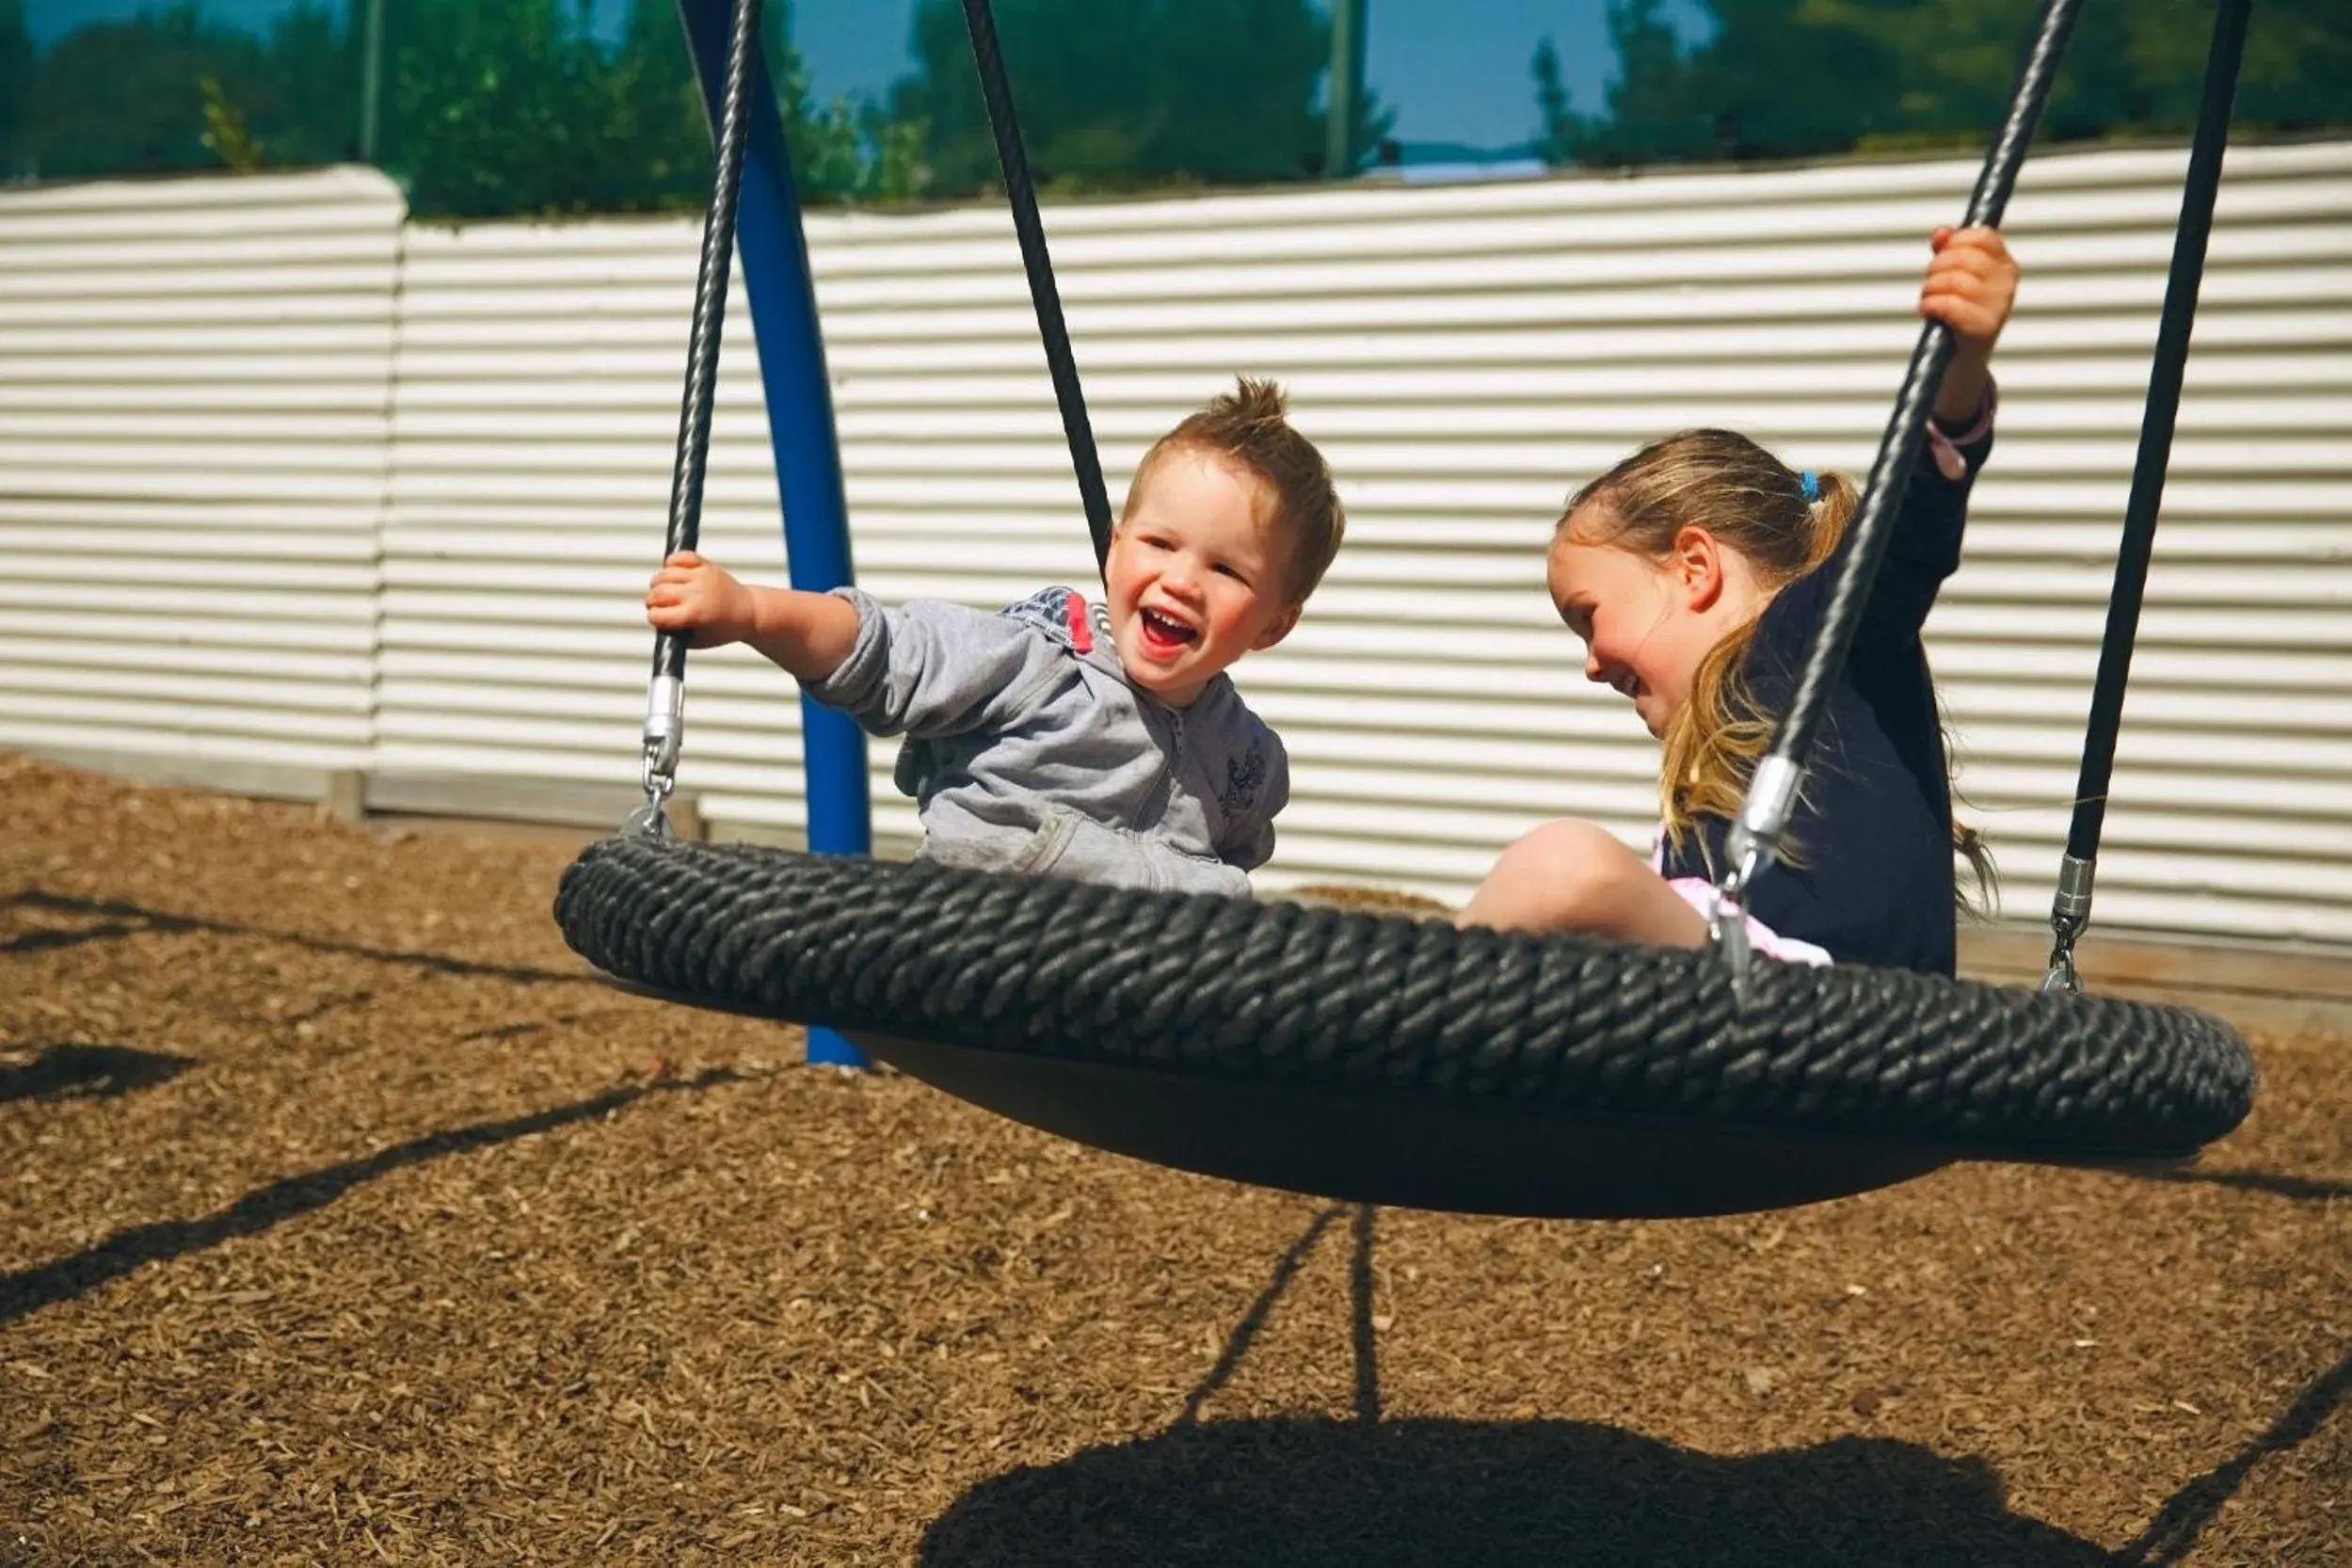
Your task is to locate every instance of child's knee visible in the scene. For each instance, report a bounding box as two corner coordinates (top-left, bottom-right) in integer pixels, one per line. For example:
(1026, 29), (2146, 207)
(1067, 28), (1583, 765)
(1525, 819), (1641, 908)
(1475, 818), (1640, 925)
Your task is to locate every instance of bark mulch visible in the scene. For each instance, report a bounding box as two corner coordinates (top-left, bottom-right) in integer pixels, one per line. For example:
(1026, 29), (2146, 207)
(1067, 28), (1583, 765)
(1, 751), (2344, 1566)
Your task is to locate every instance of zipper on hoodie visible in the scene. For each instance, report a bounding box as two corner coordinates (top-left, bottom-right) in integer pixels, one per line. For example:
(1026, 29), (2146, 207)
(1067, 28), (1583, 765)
(1137, 701), (1184, 834)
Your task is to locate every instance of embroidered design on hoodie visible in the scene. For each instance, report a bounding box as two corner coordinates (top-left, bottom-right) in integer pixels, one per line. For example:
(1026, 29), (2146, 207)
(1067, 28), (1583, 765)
(1220, 745), (1267, 818)
(998, 585), (1093, 648)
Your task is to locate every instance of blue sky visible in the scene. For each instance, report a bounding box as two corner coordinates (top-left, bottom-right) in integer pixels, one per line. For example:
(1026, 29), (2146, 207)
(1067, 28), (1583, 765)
(24, 1), (1710, 154)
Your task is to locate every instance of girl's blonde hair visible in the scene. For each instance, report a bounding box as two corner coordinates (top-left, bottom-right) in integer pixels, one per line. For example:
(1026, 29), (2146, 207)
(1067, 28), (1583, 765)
(1560, 428), (1994, 913)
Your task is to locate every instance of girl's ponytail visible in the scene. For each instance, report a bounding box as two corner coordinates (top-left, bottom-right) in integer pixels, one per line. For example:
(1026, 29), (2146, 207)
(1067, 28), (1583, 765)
(1954, 819), (1999, 918)
(1803, 471), (1860, 570)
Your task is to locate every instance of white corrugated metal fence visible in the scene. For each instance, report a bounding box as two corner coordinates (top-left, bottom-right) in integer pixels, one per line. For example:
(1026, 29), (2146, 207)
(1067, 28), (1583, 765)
(0, 168), (401, 794)
(3, 144), (2348, 944)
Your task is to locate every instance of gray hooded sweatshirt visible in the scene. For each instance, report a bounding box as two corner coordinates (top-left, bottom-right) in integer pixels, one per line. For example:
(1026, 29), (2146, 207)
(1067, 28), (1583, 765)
(805, 585), (1288, 898)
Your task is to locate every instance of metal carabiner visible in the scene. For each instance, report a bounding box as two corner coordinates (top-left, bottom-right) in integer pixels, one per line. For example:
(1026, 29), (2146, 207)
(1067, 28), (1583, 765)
(2040, 928), (2081, 994)
(623, 748), (677, 840)
(1706, 840), (1761, 1000)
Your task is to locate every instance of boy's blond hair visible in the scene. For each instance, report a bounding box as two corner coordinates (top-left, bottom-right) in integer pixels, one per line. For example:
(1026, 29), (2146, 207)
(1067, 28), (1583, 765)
(1125, 377), (1344, 603)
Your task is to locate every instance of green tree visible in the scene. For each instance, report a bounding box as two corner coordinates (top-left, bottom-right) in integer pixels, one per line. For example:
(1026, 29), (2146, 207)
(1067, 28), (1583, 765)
(377, 0), (914, 218)
(595, 0), (921, 212)
(1676, 0), (1903, 159)
(2181, 0), (2350, 128)
(19, 7), (252, 177)
(1570, 0), (1716, 166)
(1819, 0), (2352, 149)
(258, 2), (361, 165)
(891, 0), (1386, 195)
(14, 3), (353, 181)
(0, 0), (33, 172)
(380, 0), (615, 216)
(600, 0), (723, 207)
(1536, 0), (2352, 170)
(199, 73), (267, 169)
(777, 47), (903, 200)
(1531, 37), (1577, 164)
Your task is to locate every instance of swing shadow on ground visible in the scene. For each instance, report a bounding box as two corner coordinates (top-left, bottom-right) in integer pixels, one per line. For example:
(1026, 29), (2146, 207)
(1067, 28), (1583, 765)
(0, 1067), (740, 1328)
(930, 1199), (2114, 1567)
(922, 1201), (2348, 1568)
(918, 1416), (2119, 1568)
(2128, 1165), (2352, 1203)
(2117, 1344), (2352, 1566)
(1, 1042), (194, 1104)
(1, 889), (593, 986)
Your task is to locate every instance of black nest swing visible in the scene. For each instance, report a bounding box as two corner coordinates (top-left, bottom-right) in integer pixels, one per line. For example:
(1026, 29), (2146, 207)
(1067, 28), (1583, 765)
(558, 0), (2260, 1219)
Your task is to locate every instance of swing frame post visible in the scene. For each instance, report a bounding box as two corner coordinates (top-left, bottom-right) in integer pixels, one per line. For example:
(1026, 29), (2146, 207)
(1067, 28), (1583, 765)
(675, 0), (869, 1067)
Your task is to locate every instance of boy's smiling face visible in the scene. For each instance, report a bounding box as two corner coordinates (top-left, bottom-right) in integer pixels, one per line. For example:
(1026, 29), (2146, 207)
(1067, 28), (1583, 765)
(1104, 445), (1301, 707)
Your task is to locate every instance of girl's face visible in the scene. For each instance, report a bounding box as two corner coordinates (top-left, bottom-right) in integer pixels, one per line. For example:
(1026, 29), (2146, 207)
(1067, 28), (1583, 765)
(1546, 505), (1760, 738)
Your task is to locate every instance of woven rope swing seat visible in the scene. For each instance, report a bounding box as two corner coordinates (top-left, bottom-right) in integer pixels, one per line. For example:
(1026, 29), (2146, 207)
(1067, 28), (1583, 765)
(557, 840), (2253, 1218)
(557, 0), (2259, 1218)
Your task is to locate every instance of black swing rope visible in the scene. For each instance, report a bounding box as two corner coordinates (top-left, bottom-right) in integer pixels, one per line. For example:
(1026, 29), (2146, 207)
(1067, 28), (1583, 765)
(960, 0), (1118, 574)
(2045, 0), (2252, 988)
(1720, 0), (2084, 918)
(555, 0), (2257, 1218)
(638, 0), (764, 809)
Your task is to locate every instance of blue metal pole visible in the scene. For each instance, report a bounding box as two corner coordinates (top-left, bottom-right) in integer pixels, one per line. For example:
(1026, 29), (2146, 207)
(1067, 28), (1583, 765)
(677, 0), (870, 1068)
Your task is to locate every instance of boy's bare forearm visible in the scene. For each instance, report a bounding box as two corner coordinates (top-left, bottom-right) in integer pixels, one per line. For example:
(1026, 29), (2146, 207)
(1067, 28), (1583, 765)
(739, 585), (860, 682)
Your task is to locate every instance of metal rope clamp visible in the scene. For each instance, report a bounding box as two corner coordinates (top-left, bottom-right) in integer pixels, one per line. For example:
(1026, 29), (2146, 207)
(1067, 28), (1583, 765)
(1709, 755), (1800, 1000)
(1705, 855), (1755, 997)
(625, 673), (685, 840)
(2040, 854), (2095, 994)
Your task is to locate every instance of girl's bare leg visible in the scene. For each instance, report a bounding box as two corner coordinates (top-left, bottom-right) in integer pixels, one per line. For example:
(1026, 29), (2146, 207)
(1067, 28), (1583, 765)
(1456, 819), (1708, 947)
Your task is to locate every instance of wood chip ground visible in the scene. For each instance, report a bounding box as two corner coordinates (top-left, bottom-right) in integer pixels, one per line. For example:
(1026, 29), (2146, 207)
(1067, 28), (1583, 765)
(1, 752), (2344, 1565)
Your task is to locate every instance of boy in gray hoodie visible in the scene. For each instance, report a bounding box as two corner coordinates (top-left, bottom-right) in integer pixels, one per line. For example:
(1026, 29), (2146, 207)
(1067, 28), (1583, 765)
(644, 378), (1343, 898)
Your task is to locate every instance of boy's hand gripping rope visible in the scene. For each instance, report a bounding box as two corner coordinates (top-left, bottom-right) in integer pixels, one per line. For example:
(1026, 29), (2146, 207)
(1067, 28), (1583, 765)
(633, 0), (763, 837)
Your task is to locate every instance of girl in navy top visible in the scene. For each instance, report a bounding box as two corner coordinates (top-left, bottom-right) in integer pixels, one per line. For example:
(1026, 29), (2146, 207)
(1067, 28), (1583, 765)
(1458, 226), (2016, 976)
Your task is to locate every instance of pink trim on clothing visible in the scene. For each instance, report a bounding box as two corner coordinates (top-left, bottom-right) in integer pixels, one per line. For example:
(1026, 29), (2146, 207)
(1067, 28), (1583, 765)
(1926, 379), (1998, 481)
(1648, 836), (1831, 968)
(1664, 878), (1833, 968)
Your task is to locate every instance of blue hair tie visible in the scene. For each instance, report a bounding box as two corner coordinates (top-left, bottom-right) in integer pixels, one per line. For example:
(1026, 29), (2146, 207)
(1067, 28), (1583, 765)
(1798, 469), (1820, 502)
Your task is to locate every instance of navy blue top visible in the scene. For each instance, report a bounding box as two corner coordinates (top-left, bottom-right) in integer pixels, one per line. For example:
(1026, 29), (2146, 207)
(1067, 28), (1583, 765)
(1657, 417), (1992, 976)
